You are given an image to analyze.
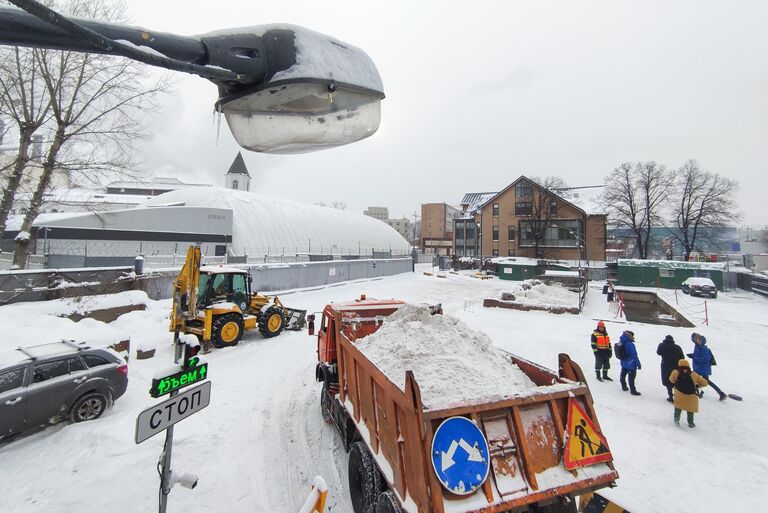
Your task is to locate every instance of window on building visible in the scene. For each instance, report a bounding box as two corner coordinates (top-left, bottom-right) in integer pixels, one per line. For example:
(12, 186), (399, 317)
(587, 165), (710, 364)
(232, 180), (239, 190)
(508, 249), (515, 256)
(519, 219), (582, 247)
(549, 201), (557, 215)
(492, 226), (499, 241)
(492, 249), (499, 257)
(492, 203), (499, 218)
(515, 184), (532, 198)
(515, 202), (532, 216)
(508, 226), (516, 241)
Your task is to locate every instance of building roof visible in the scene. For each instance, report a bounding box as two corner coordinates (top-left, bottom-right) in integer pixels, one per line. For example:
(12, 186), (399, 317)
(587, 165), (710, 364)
(552, 185), (607, 216)
(459, 192), (497, 215)
(226, 152), (250, 176)
(143, 187), (410, 256)
(107, 177), (211, 190)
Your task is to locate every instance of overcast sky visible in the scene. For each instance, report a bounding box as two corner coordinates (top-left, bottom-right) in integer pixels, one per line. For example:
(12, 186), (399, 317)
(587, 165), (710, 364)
(127, 0), (767, 225)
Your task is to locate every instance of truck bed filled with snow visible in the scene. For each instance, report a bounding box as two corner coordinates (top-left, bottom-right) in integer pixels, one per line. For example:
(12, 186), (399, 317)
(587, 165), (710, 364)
(357, 304), (550, 408)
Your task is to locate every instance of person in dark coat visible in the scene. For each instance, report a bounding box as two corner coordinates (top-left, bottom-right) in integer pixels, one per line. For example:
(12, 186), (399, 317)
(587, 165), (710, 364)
(618, 330), (641, 396)
(688, 332), (727, 401)
(657, 335), (684, 402)
(591, 320), (613, 382)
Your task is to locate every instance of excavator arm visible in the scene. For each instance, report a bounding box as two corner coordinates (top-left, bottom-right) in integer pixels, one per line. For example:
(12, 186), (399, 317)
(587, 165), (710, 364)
(169, 245), (202, 331)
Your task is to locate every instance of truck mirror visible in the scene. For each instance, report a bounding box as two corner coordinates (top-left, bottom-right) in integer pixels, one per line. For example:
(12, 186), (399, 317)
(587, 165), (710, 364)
(307, 314), (315, 336)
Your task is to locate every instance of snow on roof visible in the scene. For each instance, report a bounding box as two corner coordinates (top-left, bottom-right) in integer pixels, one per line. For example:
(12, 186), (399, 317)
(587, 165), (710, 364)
(492, 256), (540, 266)
(553, 185), (607, 215)
(459, 192), (497, 216)
(356, 304), (538, 408)
(4, 212), (93, 231)
(143, 188), (409, 255)
(618, 258), (727, 271)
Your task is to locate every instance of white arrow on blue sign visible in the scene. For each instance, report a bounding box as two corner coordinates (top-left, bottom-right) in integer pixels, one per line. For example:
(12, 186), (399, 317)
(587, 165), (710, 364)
(430, 416), (490, 495)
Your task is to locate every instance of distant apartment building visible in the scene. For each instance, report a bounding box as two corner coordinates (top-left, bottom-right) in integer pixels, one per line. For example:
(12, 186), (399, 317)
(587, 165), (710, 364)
(421, 203), (460, 255)
(454, 176), (607, 261)
(385, 217), (412, 243)
(364, 207), (389, 221)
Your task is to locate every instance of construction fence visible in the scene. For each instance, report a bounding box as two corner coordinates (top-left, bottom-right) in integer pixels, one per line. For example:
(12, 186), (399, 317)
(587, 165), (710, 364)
(0, 258), (414, 306)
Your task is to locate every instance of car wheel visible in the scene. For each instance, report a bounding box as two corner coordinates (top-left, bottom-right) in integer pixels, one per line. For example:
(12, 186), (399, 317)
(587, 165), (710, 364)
(212, 313), (245, 348)
(70, 393), (108, 423)
(321, 386), (334, 424)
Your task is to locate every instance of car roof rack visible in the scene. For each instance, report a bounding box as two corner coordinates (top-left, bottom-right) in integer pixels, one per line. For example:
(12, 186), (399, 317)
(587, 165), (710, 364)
(15, 340), (90, 361)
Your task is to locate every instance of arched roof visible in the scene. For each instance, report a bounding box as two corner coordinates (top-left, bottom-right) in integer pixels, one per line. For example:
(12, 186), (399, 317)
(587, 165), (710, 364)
(144, 187), (409, 256)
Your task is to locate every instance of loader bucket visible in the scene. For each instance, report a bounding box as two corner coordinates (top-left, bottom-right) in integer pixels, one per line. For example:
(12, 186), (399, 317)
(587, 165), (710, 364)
(284, 308), (307, 331)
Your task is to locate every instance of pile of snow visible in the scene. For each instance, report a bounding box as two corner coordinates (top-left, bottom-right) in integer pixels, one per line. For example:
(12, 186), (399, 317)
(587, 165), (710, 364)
(496, 280), (578, 307)
(356, 304), (537, 407)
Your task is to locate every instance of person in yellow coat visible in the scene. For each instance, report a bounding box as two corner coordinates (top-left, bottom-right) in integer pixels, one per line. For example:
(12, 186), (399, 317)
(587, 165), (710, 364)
(669, 359), (709, 428)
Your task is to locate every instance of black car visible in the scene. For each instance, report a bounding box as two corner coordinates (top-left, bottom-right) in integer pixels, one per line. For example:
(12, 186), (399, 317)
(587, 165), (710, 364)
(681, 277), (718, 298)
(0, 340), (128, 440)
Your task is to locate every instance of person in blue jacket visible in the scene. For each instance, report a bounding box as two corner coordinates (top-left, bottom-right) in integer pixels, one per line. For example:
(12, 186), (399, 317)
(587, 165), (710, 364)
(688, 333), (727, 401)
(618, 330), (642, 396)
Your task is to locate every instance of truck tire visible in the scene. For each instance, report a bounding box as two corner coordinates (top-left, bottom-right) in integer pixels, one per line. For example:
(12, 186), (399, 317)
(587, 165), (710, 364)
(348, 441), (382, 513)
(375, 492), (402, 513)
(320, 386), (333, 424)
(212, 313), (245, 348)
(258, 306), (284, 338)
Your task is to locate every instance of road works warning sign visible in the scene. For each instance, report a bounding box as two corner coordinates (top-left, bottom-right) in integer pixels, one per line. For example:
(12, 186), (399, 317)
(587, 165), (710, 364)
(564, 398), (612, 470)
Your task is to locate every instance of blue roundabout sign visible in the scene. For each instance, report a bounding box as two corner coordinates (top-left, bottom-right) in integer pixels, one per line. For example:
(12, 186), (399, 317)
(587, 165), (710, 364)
(430, 416), (490, 495)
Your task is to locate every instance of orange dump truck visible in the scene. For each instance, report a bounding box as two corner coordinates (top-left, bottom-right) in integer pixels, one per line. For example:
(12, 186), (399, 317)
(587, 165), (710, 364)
(309, 296), (618, 513)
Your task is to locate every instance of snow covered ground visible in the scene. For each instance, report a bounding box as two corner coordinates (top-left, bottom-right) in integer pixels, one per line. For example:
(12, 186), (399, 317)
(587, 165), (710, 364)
(0, 266), (766, 513)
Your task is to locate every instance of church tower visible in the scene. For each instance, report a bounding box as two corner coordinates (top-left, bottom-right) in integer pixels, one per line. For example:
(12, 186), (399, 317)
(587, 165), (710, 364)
(225, 152), (251, 191)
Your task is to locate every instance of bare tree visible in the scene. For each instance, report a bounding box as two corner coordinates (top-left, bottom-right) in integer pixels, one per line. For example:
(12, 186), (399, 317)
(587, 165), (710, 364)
(601, 162), (647, 258)
(12, 0), (169, 268)
(331, 200), (347, 210)
(519, 176), (568, 258)
(666, 159), (740, 260)
(0, 46), (52, 243)
(636, 161), (672, 259)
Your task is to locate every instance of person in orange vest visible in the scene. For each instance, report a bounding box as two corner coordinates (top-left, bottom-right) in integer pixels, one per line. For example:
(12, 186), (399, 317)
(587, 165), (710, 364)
(591, 320), (613, 382)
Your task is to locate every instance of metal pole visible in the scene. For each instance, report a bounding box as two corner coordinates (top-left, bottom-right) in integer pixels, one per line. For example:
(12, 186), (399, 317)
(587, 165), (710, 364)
(159, 403), (175, 513)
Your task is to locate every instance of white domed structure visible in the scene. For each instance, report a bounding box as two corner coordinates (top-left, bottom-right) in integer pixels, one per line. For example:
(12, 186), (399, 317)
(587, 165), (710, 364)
(144, 187), (409, 257)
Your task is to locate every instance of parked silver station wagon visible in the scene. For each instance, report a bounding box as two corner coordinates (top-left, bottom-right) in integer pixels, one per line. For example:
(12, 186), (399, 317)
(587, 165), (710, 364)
(0, 341), (128, 441)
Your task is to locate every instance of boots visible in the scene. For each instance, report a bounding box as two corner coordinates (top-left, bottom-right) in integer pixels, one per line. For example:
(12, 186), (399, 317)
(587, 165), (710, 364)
(595, 371), (603, 382)
(602, 371), (613, 381)
(719, 392), (727, 401)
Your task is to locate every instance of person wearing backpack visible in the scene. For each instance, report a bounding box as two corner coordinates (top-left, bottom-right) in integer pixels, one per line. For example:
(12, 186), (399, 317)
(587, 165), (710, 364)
(669, 358), (709, 428)
(591, 320), (613, 382)
(657, 335), (685, 402)
(688, 332), (727, 401)
(618, 330), (641, 396)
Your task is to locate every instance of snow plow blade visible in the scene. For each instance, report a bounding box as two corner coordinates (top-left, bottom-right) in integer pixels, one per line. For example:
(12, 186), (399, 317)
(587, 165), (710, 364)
(284, 307), (307, 331)
(579, 492), (630, 513)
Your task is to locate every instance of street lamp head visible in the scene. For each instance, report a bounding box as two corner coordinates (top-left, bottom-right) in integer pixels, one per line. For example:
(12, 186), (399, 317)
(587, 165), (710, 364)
(210, 26), (384, 154)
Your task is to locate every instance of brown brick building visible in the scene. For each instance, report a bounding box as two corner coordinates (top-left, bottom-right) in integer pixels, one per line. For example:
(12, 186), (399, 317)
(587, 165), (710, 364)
(454, 177), (607, 261)
(421, 203), (460, 255)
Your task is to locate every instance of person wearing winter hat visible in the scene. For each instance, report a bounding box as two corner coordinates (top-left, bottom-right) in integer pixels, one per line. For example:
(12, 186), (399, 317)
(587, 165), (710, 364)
(618, 330), (641, 396)
(688, 332), (727, 401)
(657, 335), (684, 402)
(669, 358), (709, 428)
(591, 320), (613, 382)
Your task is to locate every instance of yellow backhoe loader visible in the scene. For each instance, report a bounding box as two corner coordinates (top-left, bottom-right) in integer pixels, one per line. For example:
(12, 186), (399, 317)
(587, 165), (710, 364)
(169, 246), (306, 348)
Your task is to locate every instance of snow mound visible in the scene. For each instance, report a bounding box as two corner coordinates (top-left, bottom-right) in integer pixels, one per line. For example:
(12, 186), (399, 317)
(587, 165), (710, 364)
(356, 304), (536, 408)
(496, 280), (578, 307)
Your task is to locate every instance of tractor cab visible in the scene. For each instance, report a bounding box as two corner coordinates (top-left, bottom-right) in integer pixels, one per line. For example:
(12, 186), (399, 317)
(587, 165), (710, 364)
(197, 266), (251, 312)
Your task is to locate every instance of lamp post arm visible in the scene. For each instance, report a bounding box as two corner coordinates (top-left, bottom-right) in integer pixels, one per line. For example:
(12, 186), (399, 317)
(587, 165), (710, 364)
(0, 2), (254, 82)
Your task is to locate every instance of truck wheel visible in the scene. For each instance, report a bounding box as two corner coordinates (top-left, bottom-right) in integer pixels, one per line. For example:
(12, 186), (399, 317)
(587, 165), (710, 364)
(348, 441), (382, 513)
(258, 306), (284, 338)
(375, 492), (402, 513)
(320, 386), (333, 424)
(212, 313), (244, 348)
